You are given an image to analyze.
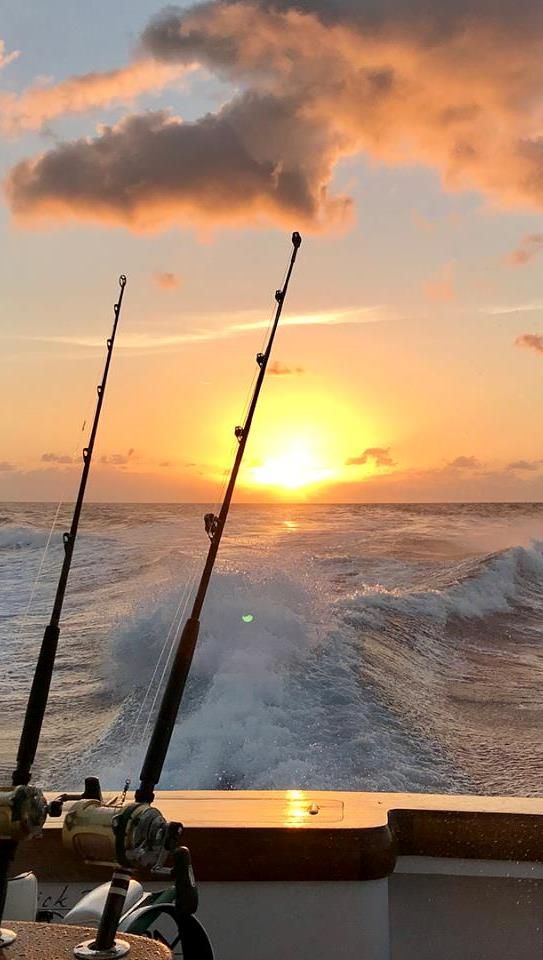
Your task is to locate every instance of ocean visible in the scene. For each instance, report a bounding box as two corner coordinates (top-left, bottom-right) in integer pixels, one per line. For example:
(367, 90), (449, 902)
(1, 501), (543, 797)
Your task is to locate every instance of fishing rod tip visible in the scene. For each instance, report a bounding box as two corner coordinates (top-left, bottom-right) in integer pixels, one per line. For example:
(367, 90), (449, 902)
(292, 231), (302, 248)
(119, 274), (127, 286)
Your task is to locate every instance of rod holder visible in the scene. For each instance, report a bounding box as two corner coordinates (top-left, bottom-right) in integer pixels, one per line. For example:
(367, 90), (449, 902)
(0, 929), (16, 949)
(73, 938), (130, 959)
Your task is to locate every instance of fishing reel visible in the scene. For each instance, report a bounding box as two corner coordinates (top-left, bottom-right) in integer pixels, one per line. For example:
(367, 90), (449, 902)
(63, 799), (180, 872)
(0, 785), (48, 842)
(0, 786), (48, 947)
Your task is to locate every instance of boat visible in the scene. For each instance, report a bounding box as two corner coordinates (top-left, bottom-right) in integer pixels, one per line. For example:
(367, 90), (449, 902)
(2, 234), (543, 959)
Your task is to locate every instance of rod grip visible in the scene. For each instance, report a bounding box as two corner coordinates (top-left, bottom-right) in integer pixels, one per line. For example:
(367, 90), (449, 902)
(13, 623), (60, 786)
(135, 617), (200, 804)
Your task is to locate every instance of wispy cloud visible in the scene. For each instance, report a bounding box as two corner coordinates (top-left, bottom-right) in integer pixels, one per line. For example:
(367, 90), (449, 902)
(483, 301), (543, 316)
(0, 40), (19, 72)
(0, 461), (16, 472)
(507, 234), (543, 266)
(19, 305), (388, 353)
(0, 60), (191, 134)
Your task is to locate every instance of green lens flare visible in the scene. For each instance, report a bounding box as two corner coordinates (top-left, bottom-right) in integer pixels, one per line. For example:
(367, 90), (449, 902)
(242, 614), (254, 623)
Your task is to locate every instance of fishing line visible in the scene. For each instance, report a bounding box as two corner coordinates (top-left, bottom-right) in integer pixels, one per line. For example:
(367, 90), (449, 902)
(11, 372), (107, 656)
(208, 287), (278, 519)
(122, 266), (286, 787)
(123, 561), (200, 768)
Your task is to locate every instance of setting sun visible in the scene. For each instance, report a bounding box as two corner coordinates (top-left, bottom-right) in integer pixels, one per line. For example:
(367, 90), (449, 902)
(250, 439), (334, 491)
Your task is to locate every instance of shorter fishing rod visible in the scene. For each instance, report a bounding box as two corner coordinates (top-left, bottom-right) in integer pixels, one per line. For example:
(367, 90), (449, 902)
(12, 274), (127, 789)
(136, 231), (302, 805)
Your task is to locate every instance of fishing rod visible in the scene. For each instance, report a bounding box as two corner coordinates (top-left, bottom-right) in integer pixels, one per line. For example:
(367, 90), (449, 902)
(135, 230), (302, 804)
(12, 273), (128, 789)
(57, 234), (301, 960)
(0, 275), (127, 949)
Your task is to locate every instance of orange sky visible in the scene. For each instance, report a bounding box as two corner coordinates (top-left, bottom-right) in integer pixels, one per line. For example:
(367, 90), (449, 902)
(2, 0), (543, 502)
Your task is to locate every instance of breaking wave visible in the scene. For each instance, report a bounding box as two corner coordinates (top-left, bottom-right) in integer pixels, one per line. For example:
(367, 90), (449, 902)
(341, 542), (543, 628)
(0, 524), (52, 552)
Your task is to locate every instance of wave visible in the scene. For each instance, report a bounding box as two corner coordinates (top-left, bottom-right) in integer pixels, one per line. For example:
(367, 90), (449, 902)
(341, 541), (543, 628)
(89, 567), (458, 794)
(0, 525), (52, 552)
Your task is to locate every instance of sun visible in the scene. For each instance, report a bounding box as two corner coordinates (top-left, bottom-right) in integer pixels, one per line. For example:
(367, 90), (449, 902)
(250, 438), (334, 491)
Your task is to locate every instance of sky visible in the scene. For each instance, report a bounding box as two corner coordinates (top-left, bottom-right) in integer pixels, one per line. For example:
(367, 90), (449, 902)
(1, 0), (543, 502)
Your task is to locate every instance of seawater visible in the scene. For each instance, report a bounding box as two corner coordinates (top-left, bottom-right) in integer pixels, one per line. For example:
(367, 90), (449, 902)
(1, 501), (543, 796)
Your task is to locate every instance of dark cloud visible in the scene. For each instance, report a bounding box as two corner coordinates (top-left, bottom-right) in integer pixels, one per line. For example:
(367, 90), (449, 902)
(153, 271), (181, 289)
(346, 446), (395, 467)
(516, 333), (543, 354)
(447, 455), (481, 469)
(6, 97), (348, 230)
(100, 449), (135, 466)
(268, 360), (304, 375)
(506, 459), (543, 471)
(41, 452), (74, 464)
(507, 234), (543, 266)
(8, 0), (543, 230)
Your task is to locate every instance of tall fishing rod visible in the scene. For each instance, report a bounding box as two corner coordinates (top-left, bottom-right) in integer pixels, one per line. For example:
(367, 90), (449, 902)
(12, 274), (127, 789)
(135, 231), (302, 804)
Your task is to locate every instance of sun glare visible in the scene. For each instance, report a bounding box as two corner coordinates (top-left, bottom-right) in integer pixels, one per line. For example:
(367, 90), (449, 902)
(250, 439), (333, 491)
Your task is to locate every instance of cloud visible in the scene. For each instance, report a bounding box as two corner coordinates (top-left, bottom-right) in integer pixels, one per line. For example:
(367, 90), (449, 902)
(507, 234), (543, 266)
(411, 209), (435, 233)
(41, 452), (74, 464)
(0, 461), (16, 472)
(153, 271), (181, 289)
(100, 449), (135, 467)
(423, 261), (455, 304)
(346, 446), (395, 467)
(9, 0), (543, 231)
(483, 301), (543, 316)
(5, 100), (349, 230)
(20, 304), (387, 353)
(0, 59), (189, 135)
(268, 360), (304, 375)
(515, 333), (543, 354)
(0, 40), (19, 72)
(447, 455), (481, 469)
(506, 459), (543, 471)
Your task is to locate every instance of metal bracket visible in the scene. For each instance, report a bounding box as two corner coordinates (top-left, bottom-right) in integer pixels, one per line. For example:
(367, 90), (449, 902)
(274, 289), (284, 304)
(256, 353), (265, 368)
(204, 513), (219, 541)
(234, 426), (244, 442)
